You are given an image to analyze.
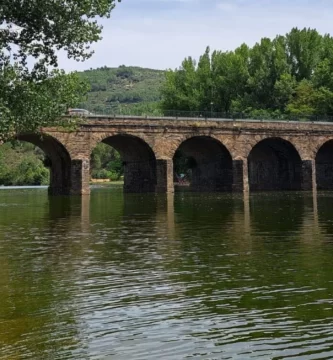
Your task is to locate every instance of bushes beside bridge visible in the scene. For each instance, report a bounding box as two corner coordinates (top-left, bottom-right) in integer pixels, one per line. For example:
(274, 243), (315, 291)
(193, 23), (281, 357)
(0, 143), (49, 186)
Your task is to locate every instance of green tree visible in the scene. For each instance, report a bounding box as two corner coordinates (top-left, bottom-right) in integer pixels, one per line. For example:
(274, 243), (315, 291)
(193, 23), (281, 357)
(312, 87), (333, 115)
(161, 57), (200, 111)
(212, 46), (249, 113)
(196, 47), (213, 111)
(312, 56), (333, 91)
(286, 28), (323, 81)
(0, 68), (89, 135)
(0, 0), (121, 139)
(273, 73), (296, 111)
(286, 80), (316, 116)
(161, 27), (333, 120)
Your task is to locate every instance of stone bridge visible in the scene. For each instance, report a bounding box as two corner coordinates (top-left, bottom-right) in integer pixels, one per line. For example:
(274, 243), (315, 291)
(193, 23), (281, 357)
(15, 116), (333, 195)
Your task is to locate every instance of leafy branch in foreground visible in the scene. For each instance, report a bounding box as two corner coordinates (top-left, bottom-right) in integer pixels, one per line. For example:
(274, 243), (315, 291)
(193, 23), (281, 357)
(0, 66), (89, 139)
(1, 0), (121, 69)
(0, 0), (121, 139)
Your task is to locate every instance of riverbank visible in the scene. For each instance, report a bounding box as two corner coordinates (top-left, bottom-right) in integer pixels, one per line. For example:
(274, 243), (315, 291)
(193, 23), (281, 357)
(90, 181), (124, 186)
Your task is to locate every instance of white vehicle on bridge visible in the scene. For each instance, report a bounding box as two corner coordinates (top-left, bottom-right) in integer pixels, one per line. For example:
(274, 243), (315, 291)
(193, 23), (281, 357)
(67, 108), (92, 116)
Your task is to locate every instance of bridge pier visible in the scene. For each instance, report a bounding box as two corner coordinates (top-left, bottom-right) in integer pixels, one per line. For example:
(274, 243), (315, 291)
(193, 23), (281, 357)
(48, 158), (71, 196)
(301, 160), (316, 191)
(70, 159), (91, 195)
(123, 160), (157, 193)
(156, 159), (174, 193)
(48, 159), (90, 195)
(232, 159), (249, 192)
(315, 141), (333, 190)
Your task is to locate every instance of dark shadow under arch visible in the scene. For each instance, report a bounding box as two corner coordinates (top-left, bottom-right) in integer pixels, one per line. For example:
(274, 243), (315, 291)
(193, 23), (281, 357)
(99, 134), (157, 193)
(173, 136), (233, 192)
(316, 140), (333, 190)
(16, 134), (72, 195)
(248, 138), (302, 191)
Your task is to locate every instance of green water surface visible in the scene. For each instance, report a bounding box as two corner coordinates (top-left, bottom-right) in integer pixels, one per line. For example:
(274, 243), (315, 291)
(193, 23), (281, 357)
(0, 187), (333, 359)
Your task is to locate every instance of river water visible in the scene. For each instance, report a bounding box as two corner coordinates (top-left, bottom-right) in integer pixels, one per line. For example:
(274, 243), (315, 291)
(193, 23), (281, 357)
(1, 186), (333, 359)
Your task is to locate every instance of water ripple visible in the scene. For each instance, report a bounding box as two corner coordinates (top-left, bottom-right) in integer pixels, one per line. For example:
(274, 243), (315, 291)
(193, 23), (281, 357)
(1, 190), (333, 359)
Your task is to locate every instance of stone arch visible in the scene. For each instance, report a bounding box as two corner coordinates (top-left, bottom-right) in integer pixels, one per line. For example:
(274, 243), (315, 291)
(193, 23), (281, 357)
(92, 133), (157, 193)
(90, 132), (155, 156)
(154, 133), (234, 161)
(316, 139), (333, 190)
(14, 133), (72, 195)
(240, 135), (310, 161)
(248, 137), (302, 191)
(173, 136), (233, 191)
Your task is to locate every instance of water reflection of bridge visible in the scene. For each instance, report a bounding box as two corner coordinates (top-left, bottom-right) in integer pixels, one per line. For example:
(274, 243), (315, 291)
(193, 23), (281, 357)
(1, 191), (323, 275)
(43, 190), (330, 256)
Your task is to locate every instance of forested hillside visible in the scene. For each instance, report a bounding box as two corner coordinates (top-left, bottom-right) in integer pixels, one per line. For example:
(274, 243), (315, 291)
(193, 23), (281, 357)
(78, 66), (164, 115)
(161, 28), (333, 119)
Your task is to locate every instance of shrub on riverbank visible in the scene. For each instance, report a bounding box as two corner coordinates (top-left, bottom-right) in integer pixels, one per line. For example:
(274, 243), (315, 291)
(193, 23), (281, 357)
(0, 143), (49, 186)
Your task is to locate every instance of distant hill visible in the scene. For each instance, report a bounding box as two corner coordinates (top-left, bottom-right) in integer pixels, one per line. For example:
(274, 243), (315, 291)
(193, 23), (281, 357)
(77, 66), (165, 115)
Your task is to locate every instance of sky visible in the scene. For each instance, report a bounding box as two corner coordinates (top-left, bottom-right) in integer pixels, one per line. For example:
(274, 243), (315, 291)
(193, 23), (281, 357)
(58, 0), (333, 72)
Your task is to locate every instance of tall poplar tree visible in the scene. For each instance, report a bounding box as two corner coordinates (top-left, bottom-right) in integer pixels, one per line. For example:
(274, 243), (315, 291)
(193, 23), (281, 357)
(161, 28), (333, 119)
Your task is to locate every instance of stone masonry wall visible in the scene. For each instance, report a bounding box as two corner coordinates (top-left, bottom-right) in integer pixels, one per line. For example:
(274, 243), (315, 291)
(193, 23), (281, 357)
(40, 117), (333, 194)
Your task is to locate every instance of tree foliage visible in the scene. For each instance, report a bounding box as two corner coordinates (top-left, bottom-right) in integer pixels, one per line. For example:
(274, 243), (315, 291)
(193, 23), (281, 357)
(90, 143), (123, 181)
(0, 67), (89, 135)
(0, 142), (49, 185)
(1, 0), (120, 68)
(161, 28), (333, 119)
(0, 0), (120, 140)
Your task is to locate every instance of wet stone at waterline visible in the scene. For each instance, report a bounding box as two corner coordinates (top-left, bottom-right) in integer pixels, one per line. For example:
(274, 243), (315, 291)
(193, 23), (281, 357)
(0, 187), (333, 359)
